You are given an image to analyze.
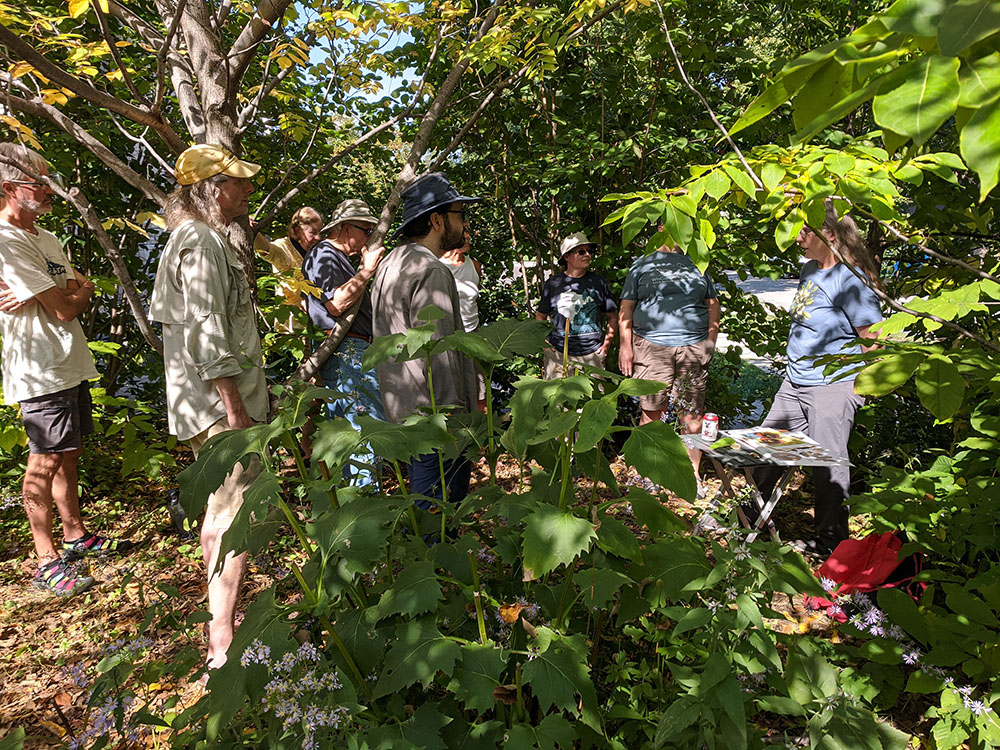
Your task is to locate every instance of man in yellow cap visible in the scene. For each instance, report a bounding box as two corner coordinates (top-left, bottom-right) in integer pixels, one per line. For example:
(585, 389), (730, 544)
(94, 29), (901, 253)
(149, 143), (267, 670)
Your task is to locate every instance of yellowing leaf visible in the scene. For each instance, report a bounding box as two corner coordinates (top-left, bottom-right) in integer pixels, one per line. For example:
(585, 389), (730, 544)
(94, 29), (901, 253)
(136, 211), (166, 229)
(68, 0), (90, 18)
(41, 89), (68, 105)
(9, 62), (34, 78)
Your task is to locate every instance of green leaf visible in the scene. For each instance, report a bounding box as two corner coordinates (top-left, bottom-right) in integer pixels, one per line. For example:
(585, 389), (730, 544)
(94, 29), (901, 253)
(359, 413), (451, 463)
(722, 163), (758, 197)
(447, 644), (507, 713)
(522, 504), (597, 577)
(371, 561), (443, 621)
(0, 728), (25, 750)
(793, 74), (886, 143)
(639, 537), (712, 606)
(791, 59), (851, 134)
(914, 354), (964, 420)
(574, 567), (634, 609)
(673, 606), (712, 636)
(441, 719), (504, 749)
(653, 696), (699, 746)
(622, 421), (697, 502)
(476, 318), (551, 359)
(626, 487), (686, 536)
(506, 714), (575, 750)
(786, 641), (838, 704)
(960, 95), (1000, 201)
(881, 0), (948, 37)
(854, 351), (925, 396)
(367, 703), (451, 750)
(661, 200), (693, 249)
(594, 515), (643, 560)
(575, 398), (617, 453)
(702, 169), (731, 200)
(521, 628), (600, 729)
(872, 55), (960, 146)
(877, 588), (930, 644)
(775, 207), (805, 250)
(756, 695), (808, 716)
(937, 0), (1000, 56)
(959, 52), (1000, 108)
(729, 64), (819, 136)
(373, 618), (461, 698)
(308, 498), (399, 577)
(621, 200), (662, 246)
(311, 418), (363, 469)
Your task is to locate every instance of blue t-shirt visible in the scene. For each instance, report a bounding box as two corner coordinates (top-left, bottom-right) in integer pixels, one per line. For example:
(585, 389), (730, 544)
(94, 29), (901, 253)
(786, 261), (882, 386)
(621, 251), (718, 346)
(537, 271), (617, 356)
(302, 240), (373, 338)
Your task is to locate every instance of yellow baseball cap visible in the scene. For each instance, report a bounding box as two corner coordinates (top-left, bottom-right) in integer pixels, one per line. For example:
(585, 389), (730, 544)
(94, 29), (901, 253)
(174, 144), (261, 186)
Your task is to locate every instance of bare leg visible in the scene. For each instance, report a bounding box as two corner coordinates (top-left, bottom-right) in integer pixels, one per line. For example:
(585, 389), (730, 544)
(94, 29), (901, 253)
(23, 450), (86, 564)
(201, 516), (247, 670)
(678, 411), (704, 480)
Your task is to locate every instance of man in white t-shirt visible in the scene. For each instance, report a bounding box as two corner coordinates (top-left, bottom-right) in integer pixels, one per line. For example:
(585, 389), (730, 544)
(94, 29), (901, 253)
(0, 143), (131, 598)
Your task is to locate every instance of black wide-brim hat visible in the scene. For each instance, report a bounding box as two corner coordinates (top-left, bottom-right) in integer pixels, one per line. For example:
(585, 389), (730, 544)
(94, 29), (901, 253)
(390, 172), (482, 242)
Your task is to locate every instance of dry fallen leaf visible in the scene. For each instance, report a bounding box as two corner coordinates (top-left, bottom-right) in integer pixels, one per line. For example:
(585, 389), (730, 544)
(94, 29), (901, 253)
(498, 603), (524, 623)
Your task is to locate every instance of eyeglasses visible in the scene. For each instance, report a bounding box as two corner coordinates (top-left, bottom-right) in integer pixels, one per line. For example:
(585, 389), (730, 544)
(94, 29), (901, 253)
(6, 173), (66, 191)
(445, 209), (469, 222)
(568, 246), (592, 255)
(346, 223), (374, 238)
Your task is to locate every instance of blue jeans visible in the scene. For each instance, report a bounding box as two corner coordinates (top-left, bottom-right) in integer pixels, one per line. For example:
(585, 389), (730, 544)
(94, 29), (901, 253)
(409, 453), (471, 510)
(317, 337), (385, 488)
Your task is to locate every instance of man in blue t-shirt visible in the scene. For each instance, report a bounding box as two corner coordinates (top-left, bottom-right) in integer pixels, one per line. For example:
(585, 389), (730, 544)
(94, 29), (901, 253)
(535, 232), (617, 379)
(619, 240), (719, 488)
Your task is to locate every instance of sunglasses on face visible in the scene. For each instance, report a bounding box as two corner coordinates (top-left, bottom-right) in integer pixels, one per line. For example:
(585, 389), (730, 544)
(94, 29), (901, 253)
(6, 172), (66, 191)
(347, 223), (374, 238)
(569, 246), (593, 255)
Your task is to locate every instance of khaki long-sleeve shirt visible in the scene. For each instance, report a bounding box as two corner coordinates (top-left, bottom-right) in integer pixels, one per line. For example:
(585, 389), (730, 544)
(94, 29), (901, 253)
(370, 241), (477, 424)
(150, 220), (267, 441)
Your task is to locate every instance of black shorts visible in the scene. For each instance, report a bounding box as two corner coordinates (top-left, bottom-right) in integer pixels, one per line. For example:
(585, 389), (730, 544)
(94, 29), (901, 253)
(20, 382), (94, 454)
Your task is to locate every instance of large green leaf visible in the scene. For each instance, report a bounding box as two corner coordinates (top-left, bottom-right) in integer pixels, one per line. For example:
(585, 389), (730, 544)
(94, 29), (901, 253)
(446, 644), (507, 713)
(477, 318), (551, 359)
(522, 504), (597, 577)
(937, 0), (1000, 56)
(441, 719), (504, 749)
(621, 421), (697, 502)
(914, 354), (965, 420)
(359, 413), (452, 463)
(371, 561), (443, 621)
(729, 52), (835, 136)
(308, 498), (399, 576)
(575, 398), (617, 453)
(594, 514), (643, 560)
(626, 487), (686, 536)
(960, 95), (1000, 201)
(853, 351), (925, 396)
(373, 618), (461, 698)
(958, 52), (1000, 108)
(311, 418), (363, 469)
(791, 59), (851, 134)
(574, 567), (634, 609)
(786, 641), (838, 705)
(367, 703), (451, 750)
(506, 375), (593, 455)
(505, 714), (575, 750)
(521, 628), (601, 729)
(881, 0), (948, 36)
(872, 54), (960, 146)
(639, 537), (712, 606)
(0, 729), (25, 750)
(177, 421), (281, 519)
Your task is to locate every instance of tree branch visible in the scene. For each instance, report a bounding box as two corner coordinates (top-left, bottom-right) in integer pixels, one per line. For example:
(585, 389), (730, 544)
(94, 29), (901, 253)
(238, 30), (316, 129)
(153, 0), (190, 115)
(0, 27), (187, 154)
(1, 86), (167, 205)
(227, 0), (296, 86)
(92, 0), (149, 106)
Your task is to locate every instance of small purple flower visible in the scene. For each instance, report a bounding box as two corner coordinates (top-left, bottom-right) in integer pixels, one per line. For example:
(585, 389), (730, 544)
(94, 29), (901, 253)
(969, 700), (988, 716)
(903, 649), (920, 666)
(732, 545), (750, 561)
(868, 623), (885, 637)
(819, 577), (837, 593)
(862, 607), (884, 626)
(886, 624), (905, 641)
(828, 604), (844, 617)
(241, 639), (271, 667)
(477, 547), (498, 564)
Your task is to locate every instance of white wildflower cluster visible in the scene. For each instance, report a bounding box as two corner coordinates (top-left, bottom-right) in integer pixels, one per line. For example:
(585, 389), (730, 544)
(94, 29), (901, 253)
(241, 640), (350, 748)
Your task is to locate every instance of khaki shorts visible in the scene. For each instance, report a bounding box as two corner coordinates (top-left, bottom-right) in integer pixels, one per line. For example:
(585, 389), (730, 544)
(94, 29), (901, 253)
(632, 335), (714, 414)
(20, 382), (94, 454)
(542, 347), (606, 380)
(188, 418), (261, 525)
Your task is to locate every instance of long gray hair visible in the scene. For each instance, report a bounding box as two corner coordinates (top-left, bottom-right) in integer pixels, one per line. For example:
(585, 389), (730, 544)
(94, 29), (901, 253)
(163, 175), (227, 231)
(823, 202), (882, 291)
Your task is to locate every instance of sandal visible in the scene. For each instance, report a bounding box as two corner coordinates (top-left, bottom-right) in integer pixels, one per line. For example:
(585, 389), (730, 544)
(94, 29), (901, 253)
(62, 531), (134, 561)
(33, 558), (95, 597)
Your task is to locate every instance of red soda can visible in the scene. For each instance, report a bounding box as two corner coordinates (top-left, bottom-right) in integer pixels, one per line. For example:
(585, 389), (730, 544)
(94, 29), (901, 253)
(701, 413), (719, 441)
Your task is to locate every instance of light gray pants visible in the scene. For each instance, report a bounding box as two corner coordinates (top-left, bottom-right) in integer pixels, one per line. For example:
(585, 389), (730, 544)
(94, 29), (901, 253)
(756, 378), (864, 543)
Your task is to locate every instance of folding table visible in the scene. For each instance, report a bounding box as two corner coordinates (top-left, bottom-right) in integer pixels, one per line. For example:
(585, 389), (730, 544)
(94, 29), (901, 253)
(682, 428), (851, 543)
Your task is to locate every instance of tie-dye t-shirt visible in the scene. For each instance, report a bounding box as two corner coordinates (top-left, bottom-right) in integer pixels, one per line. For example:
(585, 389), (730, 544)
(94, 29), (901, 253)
(786, 260), (882, 386)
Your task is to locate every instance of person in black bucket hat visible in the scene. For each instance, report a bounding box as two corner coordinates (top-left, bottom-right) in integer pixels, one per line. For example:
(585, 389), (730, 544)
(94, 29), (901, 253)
(372, 173), (481, 509)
